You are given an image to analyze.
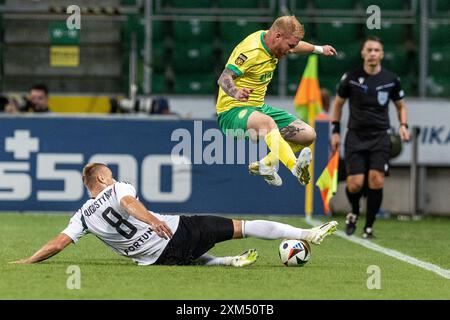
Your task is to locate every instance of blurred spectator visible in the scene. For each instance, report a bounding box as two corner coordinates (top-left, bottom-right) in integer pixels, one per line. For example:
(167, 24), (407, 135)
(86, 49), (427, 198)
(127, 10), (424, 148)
(21, 84), (51, 112)
(150, 97), (178, 116)
(316, 88), (331, 121)
(0, 95), (19, 114)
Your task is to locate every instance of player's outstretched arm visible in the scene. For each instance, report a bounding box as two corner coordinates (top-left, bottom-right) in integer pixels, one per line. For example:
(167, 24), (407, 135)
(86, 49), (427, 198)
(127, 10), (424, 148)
(217, 68), (253, 102)
(120, 196), (173, 240)
(290, 41), (337, 56)
(9, 233), (72, 264)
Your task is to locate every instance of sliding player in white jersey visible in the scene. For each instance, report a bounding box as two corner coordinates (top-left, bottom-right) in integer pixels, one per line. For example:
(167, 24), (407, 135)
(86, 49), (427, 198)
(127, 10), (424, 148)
(11, 163), (338, 266)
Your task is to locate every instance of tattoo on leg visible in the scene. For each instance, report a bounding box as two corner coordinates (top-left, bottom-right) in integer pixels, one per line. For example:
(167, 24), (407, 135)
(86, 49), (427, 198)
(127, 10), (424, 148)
(280, 121), (305, 140)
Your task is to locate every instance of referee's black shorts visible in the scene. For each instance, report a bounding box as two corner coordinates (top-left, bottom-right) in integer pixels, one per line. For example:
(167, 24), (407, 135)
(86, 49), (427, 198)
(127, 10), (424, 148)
(154, 215), (234, 265)
(344, 129), (390, 176)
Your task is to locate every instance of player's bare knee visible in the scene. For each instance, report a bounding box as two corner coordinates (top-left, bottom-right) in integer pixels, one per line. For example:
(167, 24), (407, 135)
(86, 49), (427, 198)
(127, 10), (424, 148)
(303, 128), (317, 146)
(232, 219), (243, 239)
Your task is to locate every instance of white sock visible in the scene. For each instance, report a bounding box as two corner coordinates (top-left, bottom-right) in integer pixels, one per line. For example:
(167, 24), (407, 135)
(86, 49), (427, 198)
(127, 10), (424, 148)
(242, 220), (310, 240)
(196, 254), (233, 266)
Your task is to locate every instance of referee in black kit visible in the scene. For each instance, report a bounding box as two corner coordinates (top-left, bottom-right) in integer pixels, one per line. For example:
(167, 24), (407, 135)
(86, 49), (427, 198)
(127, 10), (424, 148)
(331, 36), (410, 239)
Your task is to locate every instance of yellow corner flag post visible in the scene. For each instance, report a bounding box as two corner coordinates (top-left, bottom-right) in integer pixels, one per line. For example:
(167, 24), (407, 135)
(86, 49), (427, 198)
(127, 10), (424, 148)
(293, 55), (323, 218)
(315, 152), (339, 214)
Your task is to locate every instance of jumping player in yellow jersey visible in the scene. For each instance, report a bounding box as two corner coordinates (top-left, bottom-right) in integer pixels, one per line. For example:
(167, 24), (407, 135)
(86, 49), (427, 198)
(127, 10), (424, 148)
(216, 16), (337, 187)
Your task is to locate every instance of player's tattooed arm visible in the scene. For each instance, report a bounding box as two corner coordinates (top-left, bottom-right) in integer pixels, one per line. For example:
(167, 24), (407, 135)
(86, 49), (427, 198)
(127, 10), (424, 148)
(217, 68), (253, 102)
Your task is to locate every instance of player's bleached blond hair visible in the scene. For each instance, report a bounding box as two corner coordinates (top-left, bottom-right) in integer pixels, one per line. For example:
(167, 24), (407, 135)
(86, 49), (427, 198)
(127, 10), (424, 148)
(270, 15), (305, 38)
(82, 163), (109, 188)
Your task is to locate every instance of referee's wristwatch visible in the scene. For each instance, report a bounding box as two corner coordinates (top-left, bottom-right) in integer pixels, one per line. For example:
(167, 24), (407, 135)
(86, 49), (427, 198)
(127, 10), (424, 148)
(400, 123), (409, 129)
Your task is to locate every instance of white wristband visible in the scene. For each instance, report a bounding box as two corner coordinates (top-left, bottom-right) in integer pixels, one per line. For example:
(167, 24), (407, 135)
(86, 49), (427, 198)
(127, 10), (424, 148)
(313, 45), (324, 55)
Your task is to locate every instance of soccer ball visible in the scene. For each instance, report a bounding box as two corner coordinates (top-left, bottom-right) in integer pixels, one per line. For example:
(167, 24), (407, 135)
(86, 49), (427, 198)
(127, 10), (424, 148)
(279, 239), (311, 267)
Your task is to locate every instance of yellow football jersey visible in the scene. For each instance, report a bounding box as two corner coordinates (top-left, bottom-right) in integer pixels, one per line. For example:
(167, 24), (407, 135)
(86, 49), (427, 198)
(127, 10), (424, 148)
(216, 30), (278, 114)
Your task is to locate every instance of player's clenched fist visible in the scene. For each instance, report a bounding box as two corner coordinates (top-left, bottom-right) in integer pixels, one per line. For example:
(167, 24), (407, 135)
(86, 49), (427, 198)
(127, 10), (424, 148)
(234, 88), (253, 102)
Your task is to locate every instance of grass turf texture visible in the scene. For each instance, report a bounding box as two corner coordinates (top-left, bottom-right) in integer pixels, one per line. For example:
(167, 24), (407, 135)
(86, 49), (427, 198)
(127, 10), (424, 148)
(1, 213), (449, 299)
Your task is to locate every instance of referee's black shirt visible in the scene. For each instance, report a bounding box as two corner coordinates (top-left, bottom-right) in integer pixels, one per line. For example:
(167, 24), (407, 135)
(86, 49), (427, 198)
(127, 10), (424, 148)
(337, 67), (405, 131)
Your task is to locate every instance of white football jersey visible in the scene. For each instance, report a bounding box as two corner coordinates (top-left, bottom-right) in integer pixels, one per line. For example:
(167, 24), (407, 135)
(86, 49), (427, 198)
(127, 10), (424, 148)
(62, 182), (180, 265)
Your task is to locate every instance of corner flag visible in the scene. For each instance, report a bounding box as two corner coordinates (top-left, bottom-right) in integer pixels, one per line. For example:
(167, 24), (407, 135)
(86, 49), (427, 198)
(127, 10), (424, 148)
(315, 151), (339, 214)
(293, 54), (323, 125)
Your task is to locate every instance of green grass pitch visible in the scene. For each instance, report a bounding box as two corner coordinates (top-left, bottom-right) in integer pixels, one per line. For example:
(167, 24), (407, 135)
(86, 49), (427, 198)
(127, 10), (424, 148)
(1, 213), (449, 299)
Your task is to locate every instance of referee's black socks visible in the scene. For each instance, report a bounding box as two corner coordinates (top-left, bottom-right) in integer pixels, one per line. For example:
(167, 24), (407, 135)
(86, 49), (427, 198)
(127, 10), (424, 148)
(365, 188), (383, 230)
(346, 187), (363, 216)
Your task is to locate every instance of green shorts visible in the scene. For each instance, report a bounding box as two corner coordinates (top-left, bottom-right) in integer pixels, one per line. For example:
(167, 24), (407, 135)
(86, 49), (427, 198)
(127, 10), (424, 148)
(217, 104), (298, 138)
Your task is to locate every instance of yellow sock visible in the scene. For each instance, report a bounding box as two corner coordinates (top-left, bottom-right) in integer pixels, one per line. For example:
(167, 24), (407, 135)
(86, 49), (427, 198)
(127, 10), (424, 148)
(288, 141), (304, 154)
(264, 130), (297, 170)
(262, 142), (303, 167)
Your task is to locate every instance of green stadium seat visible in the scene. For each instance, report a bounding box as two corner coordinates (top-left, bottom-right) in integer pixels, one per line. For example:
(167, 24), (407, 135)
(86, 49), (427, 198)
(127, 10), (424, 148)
(399, 75), (418, 97)
(267, 73), (279, 95)
(172, 19), (215, 42)
(151, 73), (167, 94)
(361, 0), (406, 10)
(295, 0), (309, 9)
(428, 22), (450, 46)
(152, 20), (165, 42)
(151, 42), (166, 73)
(219, 19), (267, 44)
(287, 53), (309, 76)
(382, 46), (410, 76)
(364, 21), (406, 45)
(429, 45), (450, 76)
(169, 0), (211, 8)
(313, 0), (355, 9)
(173, 74), (216, 94)
(319, 76), (341, 95)
(220, 42), (238, 61)
(427, 76), (450, 97)
(172, 43), (215, 73)
(217, 0), (260, 8)
(287, 74), (303, 96)
(319, 43), (361, 76)
(435, 0), (450, 12)
(315, 21), (360, 45)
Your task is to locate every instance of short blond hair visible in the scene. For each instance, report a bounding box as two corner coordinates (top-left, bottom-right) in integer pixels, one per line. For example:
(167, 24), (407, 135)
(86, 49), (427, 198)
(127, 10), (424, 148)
(270, 15), (305, 38)
(82, 163), (108, 188)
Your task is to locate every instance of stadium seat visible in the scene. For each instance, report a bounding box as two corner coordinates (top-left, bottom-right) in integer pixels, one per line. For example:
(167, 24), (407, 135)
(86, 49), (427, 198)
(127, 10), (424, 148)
(428, 22), (450, 46)
(173, 73), (216, 94)
(217, 0), (260, 8)
(151, 73), (167, 94)
(287, 53), (309, 76)
(382, 46), (410, 75)
(313, 0), (355, 9)
(151, 41), (165, 73)
(219, 19), (267, 44)
(435, 0), (450, 13)
(319, 43), (361, 76)
(399, 75), (418, 97)
(170, 0), (211, 8)
(318, 75), (341, 94)
(364, 21), (406, 45)
(267, 73), (279, 95)
(172, 19), (215, 42)
(361, 0), (406, 10)
(315, 21), (360, 45)
(429, 45), (450, 76)
(287, 74), (303, 96)
(427, 76), (450, 97)
(152, 20), (165, 42)
(172, 43), (215, 73)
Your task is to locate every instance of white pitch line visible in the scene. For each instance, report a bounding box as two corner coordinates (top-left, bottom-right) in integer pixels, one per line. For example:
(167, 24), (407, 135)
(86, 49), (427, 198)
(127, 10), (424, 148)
(306, 217), (450, 280)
